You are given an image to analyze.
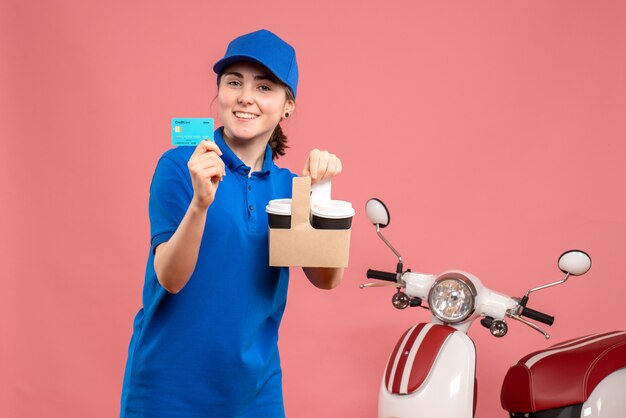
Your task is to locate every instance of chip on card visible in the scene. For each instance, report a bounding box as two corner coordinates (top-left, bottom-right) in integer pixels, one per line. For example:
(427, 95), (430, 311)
(171, 118), (214, 146)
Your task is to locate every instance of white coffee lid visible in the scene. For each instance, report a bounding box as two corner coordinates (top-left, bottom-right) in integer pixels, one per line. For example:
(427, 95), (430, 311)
(311, 200), (355, 219)
(266, 198), (292, 215)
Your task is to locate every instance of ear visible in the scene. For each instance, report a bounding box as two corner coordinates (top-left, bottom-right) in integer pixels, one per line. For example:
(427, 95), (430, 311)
(283, 99), (295, 117)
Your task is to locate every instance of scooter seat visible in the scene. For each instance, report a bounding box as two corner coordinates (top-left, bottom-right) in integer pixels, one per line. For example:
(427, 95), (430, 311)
(500, 331), (626, 413)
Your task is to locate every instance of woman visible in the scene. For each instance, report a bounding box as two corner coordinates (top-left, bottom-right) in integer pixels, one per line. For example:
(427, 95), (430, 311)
(121, 29), (344, 417)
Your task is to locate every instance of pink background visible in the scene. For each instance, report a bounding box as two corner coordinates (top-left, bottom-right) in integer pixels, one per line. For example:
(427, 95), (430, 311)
(2, 0), (625, 417)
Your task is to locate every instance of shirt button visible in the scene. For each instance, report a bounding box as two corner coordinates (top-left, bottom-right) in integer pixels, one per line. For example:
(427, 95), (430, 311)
(249, 205), (254, 211)
(248, 185), (252, 191)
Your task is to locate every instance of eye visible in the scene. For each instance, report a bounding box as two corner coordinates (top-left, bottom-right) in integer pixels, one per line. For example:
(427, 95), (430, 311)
(227, 80), (241, 87)
(258, 84), (272, 92)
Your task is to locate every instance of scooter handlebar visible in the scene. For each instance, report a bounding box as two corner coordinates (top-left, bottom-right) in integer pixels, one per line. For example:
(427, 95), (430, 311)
(521, 307), (555, 326)
(366, 269), (397, 282)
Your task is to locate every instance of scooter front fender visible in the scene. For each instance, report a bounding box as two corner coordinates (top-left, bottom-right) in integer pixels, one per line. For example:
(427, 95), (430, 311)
(378, 323), (476, 418)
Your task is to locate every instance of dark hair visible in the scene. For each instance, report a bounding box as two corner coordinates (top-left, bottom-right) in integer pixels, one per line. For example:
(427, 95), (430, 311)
(217, 71), (295, 160)
(268, 88), (294, 160)
(268, 123), (288, 160)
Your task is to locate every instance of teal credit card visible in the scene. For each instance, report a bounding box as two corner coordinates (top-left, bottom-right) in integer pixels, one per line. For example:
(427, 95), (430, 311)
(171, 118), (214, 146)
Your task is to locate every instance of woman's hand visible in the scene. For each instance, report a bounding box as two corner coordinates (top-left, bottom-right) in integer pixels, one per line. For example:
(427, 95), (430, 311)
(302, 149), (342, 184)
(187, 140), (226, 210)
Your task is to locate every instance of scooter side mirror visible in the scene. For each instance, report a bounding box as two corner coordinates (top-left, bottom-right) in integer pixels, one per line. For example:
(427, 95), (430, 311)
(524, 250), (592, 300)
(365, 198), (403, 264)
(366, 198), (390, 228)
(558, 250), (592, 276)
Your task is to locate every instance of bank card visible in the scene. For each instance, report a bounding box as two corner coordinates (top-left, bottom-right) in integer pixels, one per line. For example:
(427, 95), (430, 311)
(171, 118), (214, 146)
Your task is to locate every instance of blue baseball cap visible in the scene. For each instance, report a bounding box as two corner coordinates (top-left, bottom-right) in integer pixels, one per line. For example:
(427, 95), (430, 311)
(213, 29), (299, 99)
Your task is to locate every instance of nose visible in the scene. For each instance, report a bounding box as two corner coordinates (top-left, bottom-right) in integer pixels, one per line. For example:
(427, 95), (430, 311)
(238, 96), (253, 105)
(237, 89), (254, 105)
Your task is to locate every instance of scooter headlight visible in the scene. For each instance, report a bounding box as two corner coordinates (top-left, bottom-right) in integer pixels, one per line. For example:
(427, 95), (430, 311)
(428, 274), (477, 324)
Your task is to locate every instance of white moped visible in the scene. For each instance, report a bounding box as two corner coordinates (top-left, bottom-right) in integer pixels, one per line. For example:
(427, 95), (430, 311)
(361, 198), (626, 418)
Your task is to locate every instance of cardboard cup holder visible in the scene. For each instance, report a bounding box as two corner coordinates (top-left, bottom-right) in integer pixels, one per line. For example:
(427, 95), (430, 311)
(266, 177), (352, 267)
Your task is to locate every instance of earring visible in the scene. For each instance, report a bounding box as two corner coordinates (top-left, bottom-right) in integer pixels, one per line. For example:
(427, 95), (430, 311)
(284, 112), (290, 118)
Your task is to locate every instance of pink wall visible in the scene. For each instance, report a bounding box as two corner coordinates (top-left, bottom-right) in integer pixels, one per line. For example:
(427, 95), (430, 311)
(2, 0), (625, 417)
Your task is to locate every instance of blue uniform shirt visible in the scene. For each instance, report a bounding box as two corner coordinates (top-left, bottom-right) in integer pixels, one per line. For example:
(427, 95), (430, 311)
(121, 128), (296, 417)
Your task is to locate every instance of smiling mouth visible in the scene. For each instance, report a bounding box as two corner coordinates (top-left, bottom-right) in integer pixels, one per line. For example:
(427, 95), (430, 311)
(234, 111), (259, 119)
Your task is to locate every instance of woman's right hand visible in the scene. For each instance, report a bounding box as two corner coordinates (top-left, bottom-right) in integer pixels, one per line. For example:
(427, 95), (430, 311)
(187, 140), (226, 210)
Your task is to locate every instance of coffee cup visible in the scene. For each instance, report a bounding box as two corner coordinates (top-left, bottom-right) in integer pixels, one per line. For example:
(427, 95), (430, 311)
(266, 199), (292, 229)
(311, 200), (355, 230)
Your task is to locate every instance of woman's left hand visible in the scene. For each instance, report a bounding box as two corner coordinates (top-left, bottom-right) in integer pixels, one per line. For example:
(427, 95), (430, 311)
(302, 149), (342, 184)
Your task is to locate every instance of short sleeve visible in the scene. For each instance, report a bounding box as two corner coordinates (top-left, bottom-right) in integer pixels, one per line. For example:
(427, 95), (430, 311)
(148, 154), (193, 254)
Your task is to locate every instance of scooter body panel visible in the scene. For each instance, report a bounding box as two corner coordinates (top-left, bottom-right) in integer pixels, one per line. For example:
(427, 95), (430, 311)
(378, 325), (476, 418)
(580, 368), (626, 417)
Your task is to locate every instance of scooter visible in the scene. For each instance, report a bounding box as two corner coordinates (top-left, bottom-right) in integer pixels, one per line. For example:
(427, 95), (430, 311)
(360, 198), (626, 418)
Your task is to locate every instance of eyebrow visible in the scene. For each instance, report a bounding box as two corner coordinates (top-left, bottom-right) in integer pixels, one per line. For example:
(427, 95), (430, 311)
(223, 71), (276, 82)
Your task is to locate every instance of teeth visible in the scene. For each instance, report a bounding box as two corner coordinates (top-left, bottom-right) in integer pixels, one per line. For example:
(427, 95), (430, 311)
(235, 112), (258, 119)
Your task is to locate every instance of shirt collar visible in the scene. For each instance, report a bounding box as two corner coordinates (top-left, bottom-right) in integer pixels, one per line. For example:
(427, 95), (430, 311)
(214, 128), (274, 177)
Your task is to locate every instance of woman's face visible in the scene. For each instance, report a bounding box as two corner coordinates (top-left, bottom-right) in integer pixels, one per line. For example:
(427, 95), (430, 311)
(217, 61), (295, 145)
